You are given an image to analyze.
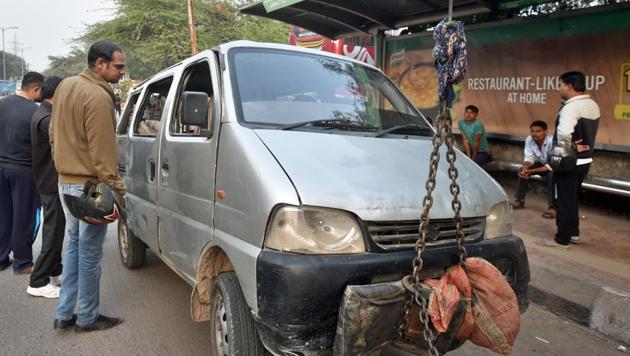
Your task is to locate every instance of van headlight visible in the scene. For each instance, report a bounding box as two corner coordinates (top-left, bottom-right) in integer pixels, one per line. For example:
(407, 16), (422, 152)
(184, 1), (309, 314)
(486, 201), (513, 239)
(265, 206), (366, 254)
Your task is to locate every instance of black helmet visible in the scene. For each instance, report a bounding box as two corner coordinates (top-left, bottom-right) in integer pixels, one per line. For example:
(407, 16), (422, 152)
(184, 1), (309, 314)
(548, 143), (577, 172)
(64, 182), (122, 225)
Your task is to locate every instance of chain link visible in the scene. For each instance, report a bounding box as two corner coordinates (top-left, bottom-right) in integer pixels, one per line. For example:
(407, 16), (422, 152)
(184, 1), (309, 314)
(443, 114), (468, 265)
(397, 107), (468, 355)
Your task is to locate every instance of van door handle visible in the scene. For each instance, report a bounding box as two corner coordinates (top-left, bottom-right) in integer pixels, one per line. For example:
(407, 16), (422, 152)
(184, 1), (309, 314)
(161, 160), (169, 177)
(148, 159), (156, 182)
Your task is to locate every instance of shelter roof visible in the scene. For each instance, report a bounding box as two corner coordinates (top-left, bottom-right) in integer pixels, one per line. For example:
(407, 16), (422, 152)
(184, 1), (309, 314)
(241, 0), (512, 38)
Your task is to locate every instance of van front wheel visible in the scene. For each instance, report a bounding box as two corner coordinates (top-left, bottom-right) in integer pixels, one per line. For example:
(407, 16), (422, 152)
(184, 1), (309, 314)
(117, 218), (146, 269)
(210, 272), (264, 356)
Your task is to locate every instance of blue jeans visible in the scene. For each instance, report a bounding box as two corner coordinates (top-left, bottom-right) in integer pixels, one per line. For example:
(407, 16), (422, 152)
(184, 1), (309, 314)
(473, 151), (493, 166)
(55, 183), (108, 327)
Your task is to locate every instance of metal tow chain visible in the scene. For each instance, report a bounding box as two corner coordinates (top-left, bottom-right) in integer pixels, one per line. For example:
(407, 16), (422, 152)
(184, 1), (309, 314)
(398, 106), (468, 356)
(443, 110), (468, 266)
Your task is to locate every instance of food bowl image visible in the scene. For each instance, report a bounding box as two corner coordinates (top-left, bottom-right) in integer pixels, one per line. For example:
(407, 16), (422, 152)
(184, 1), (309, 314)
(397, 62), (440, 115)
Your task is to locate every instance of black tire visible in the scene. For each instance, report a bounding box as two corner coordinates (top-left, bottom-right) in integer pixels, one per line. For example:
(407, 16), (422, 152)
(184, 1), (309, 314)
(210, 272), (264, 356)
(117, 218), (146, 269)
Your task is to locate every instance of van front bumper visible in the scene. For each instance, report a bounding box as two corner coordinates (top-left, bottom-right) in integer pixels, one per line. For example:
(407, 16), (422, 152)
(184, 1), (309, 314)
(253, 235), (529, 355)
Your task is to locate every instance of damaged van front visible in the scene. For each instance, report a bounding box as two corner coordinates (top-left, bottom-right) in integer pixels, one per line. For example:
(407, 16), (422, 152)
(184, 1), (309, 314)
(218, 43), (529, 355)
(117, 41), (528, 356)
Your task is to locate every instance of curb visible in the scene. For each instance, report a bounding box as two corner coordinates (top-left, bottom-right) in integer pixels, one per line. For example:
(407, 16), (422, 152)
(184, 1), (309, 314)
(528, 259), (630, 344)
(591, 287), (630, 345)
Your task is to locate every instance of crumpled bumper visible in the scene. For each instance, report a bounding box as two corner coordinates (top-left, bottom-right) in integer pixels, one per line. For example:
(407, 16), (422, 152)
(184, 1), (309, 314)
(254, 235), (529, 355)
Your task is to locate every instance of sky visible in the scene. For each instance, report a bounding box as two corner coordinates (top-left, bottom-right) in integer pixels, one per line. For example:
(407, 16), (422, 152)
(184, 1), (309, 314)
(0, 0), (115, 72)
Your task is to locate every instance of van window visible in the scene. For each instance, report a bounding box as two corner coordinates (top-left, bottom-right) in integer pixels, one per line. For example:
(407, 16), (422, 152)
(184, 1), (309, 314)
(171, 61), (214, 136)
(229, 48), (430, 134)
(116, 92), (140, 135)
(133, 77), (174, 136)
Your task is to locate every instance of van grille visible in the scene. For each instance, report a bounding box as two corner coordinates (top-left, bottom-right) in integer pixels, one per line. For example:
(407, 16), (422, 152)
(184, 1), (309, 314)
(367, 217), (485, 250)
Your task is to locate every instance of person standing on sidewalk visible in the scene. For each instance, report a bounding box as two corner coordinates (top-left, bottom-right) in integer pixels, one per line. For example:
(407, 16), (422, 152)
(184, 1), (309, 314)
(511, 120), (556, 217)
(0, 72), (45, 274)
(537, 71), (599, 249)
(27, 76), (65, 298)
(50, 41), (127, 332)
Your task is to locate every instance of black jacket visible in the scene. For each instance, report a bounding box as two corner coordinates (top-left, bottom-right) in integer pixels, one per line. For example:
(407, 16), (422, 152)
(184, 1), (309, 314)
(31, 101), (58, 194)
(554, 95), (600, 160)
(0, 95), (38, 169)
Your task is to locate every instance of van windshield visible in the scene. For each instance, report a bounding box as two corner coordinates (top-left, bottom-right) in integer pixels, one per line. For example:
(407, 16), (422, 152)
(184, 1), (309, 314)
(229, 48), (431, 135)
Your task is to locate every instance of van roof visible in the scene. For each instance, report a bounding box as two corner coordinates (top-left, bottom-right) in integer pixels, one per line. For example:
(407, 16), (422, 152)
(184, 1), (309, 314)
(133, 40), (378, 89)
(217, 40), (377, 68)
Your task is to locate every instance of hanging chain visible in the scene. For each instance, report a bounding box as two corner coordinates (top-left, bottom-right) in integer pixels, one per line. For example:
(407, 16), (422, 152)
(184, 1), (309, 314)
(443, 111), (468, 266)
(397, 112), (446, 356)
(397, 106), (468, 356)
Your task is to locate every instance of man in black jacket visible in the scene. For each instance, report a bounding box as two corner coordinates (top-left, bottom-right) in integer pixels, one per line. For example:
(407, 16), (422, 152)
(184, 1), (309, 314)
(27, 76), (65, 298)
(537, 71), (600, 249)
(0, 72), (45, 273)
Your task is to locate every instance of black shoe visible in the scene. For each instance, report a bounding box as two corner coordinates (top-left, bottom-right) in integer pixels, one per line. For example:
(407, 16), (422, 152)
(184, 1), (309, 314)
(0, 259), (13, 271)
(14, 265), (34, 275)
(75, 315), (123, 332)
(54, 314), (77, 330)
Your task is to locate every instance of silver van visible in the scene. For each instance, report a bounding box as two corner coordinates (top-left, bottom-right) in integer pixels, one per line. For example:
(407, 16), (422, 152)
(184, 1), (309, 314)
(116, 41), (529, 355)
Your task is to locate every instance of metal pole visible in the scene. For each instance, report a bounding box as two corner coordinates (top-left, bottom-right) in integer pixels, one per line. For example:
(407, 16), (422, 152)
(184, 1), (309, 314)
(2, 28), (5, 81)
(374, 30), (386, 70)
(1, 26), (18, 81)
(19, 46), (31, 80)
(187, 0), (198, 54)
(448, 0), (454, 20)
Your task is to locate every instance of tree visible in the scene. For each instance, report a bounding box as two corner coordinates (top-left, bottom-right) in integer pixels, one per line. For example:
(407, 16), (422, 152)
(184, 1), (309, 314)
(76, 0), (287, 79)
(43, 47), (87, 78)
(0, 51), (25, 81)
(518, 0), (626, 16)
(405, 0), (629, 33)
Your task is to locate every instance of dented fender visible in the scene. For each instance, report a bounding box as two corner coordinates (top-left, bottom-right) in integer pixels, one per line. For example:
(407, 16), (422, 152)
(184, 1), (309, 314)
(191, 244), (234, 322)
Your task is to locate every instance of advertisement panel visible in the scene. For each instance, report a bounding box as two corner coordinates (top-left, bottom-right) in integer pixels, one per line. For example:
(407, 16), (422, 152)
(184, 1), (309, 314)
(289, 26), (376, 65)
(385, 7), (630, 148)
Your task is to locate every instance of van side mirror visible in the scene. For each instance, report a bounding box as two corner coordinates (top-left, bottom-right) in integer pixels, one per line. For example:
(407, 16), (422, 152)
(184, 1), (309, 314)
(181, 91), (209, 129)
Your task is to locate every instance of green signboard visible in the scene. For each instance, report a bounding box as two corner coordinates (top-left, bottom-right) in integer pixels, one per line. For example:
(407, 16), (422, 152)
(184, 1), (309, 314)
(263, 0), (303, 12)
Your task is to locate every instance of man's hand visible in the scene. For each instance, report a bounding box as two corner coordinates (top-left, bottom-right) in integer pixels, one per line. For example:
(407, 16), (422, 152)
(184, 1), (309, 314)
(518, 167), (530, 180)
(575, 139), (590, 153)
(460, 135), (472, 157)
(113, 191), (126, 209)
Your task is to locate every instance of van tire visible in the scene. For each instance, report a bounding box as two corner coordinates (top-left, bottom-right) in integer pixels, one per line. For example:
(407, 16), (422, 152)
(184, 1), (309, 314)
(117, 218), (146, 269)
(210, 272), (264, 356)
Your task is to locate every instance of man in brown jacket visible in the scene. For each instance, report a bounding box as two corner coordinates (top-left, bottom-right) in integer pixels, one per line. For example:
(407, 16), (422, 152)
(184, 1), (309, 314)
(50, 40), (127, 332)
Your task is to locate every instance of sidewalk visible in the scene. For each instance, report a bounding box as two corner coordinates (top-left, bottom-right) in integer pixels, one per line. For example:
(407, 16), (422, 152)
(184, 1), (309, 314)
(498, 174), (630, 344)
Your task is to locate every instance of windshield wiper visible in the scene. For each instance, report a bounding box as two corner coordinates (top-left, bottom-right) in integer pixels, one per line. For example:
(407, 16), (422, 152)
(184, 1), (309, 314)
(282, 119), (377, 131)
(372, 124), (433, 138)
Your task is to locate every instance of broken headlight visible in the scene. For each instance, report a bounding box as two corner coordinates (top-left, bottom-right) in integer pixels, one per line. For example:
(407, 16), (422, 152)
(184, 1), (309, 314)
(265, 205), (366, 254)
(486, 201), (513, 239)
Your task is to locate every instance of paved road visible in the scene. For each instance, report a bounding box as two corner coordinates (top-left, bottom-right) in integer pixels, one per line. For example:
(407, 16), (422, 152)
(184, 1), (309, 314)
(0, 225), (624, 355)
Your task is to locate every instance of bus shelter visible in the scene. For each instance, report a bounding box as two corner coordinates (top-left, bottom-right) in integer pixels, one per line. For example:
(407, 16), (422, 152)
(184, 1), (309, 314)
(241, 0), (630, 197)
(241, 0), (548, 67)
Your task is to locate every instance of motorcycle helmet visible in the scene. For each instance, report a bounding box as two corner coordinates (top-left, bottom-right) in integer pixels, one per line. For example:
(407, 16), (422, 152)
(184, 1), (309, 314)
(63, 181), (121, 224)
(548, 143), (577, 172)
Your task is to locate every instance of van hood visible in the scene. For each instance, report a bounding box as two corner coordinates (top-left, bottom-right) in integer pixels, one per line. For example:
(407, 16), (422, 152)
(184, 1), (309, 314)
(255, 130), (506, 221)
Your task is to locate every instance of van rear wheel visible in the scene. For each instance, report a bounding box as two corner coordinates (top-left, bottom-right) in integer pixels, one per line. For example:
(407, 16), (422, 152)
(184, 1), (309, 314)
(117, 218), (146, 269)
(210, 272), (264, 356)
